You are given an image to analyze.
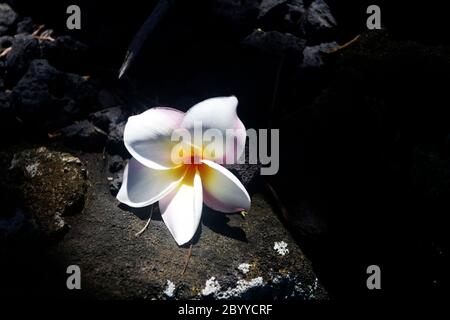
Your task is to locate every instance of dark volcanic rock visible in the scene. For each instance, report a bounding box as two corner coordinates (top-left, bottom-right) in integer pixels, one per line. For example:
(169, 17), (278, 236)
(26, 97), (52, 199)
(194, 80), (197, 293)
(16, 16), (34, 34)
(302, 41), (338, 68)
(299, 0), (337, 40)
(258, 0), (306, 34)
(97, 89), (119, 108)
(0, 34), (12, 49)
(242, 30), (306, 56)
(0, 3), (17, 36)
(11, 59), (61, 126)
(11, 59), (96, 130)
(89, 106), (124, 132)
(52, 35), (89, 72)
(5, 34), (43, 81)
(211, 0), (260, 31)
(108, 170), (123, 196)
(106, 120), (127, 156)
(61, 120), (107, 151)
(0, 91), (18, 138)
(5, 34), (89, 82)
(108, 154), (124, 173)
(4, 147), (88, 237)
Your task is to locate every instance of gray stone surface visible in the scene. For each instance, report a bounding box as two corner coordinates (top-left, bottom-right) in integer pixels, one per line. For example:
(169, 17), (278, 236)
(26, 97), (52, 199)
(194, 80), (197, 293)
(50, 152), (327, 300)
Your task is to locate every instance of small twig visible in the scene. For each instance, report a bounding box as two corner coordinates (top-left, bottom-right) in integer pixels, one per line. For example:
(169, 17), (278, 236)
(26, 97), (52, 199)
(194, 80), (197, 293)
(0, 47), (11, 58)
(181, 242), (193, 276)
(47, 132), (61, 139)
(34, 35), (55, 42)
(135, 206), (154, 237)
(326, 34), (361, 54)
(31, 24), (45, 36)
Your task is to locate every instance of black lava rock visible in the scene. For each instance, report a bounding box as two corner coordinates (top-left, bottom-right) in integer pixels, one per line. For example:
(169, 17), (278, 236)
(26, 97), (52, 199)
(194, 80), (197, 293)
(108, 170), (123, 196)
(16, 16), (34, 34)
(89, 106), (124, 132)
(5, 34), (52, 82)
(106, 121), (127, 156)
(61, 120), (107, 151)
(242, 30), (306, 56)
(299, 0), (337, 40)
(0, 91), (19, 140)
(108, 154), (124, 173)
(0, 3), (18, 36)
(11, 59), (62, 125)
(258, 0), (306, 34)
(211, 0), (261, 31)
(97, 89), (119, 108)
(5, 34), (89, 83)
(52, 35), (89, 72)
(0, 35), (12, 49)
(301, 41), (338, 68)
(11, 59), (97, 130)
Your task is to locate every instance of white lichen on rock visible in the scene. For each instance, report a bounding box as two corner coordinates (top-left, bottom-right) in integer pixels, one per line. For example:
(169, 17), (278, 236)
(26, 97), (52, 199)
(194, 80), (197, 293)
(274, 241), (289, 256)
(201, 277), (221, 296)
(163, 280), (176, 297)
(216, 277), (265, 299)
(238, 263), (251, 274)
(271, 273), (321, 300)
(25, 162), (40, 178)
(200, 276), (264, 299)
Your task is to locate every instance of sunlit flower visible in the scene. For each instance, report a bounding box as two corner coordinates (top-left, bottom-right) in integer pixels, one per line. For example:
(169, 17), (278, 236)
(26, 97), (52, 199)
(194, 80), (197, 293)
(117, 96), (251, 245)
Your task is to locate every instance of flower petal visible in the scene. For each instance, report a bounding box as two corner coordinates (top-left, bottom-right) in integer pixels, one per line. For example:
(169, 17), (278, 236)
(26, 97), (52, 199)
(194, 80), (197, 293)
(117, 158), (186, 208)
(200, 159), (251, 213)
(180, 96), (246, 164)
(124, 107), (185, 170)
(159, 167), (203, 245)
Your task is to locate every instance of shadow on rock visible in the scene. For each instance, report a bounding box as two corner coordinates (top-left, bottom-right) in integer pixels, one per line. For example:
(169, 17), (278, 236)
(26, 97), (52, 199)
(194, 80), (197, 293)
(202, 207), (247, 243)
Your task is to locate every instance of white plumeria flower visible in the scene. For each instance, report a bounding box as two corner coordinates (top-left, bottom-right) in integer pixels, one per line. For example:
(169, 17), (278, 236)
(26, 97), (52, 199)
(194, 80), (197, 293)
(117, 96), (251, 245)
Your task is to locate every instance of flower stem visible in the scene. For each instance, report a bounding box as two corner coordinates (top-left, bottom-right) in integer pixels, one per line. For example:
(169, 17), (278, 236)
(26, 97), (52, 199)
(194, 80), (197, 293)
(181, 242), (193, 276)
(135, 206), (154, 237)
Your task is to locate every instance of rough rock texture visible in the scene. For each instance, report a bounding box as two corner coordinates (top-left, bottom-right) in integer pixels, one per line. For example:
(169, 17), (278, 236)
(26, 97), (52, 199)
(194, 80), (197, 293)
(0, 91), (17, 137)
(48, 152), (327, 300)
(259, 0), (306, 33)
(0, 3), (17, 36)
(212, 0), (337, 40)
(60, 120), (107, 151)
(211, 0), (261, 30)
(16, 16), (34, 34)
(6, 33), (89, 79)
(3, 147), (88, 237)
(106, 120), (127, 155)
(10, 59), (96, 129)
(302, 41), (338, 68)
(89, 106), (125, 132)
(243, 30), (306, 56)
(0, 34), (12, 49)
(299, 0), (336, 39)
